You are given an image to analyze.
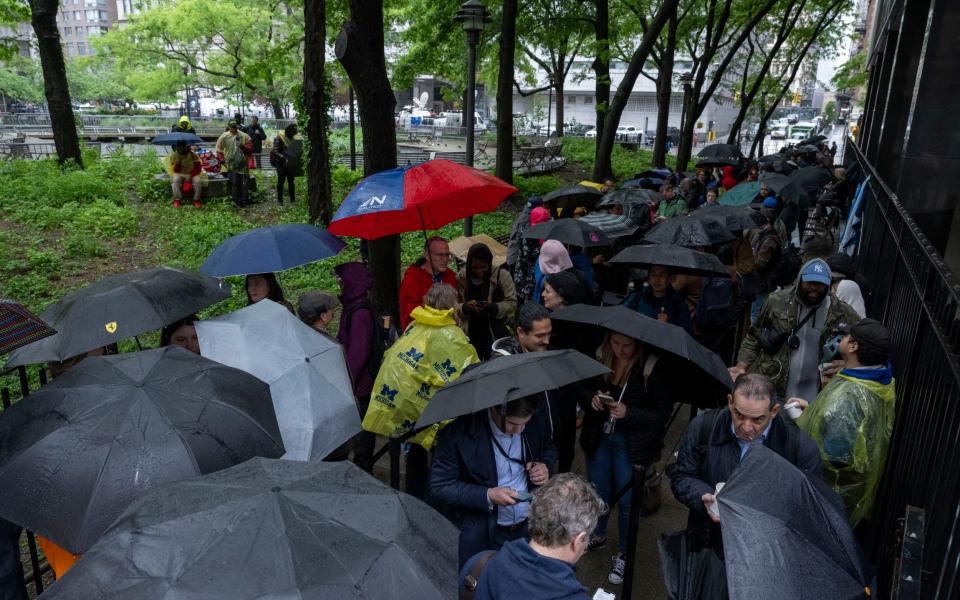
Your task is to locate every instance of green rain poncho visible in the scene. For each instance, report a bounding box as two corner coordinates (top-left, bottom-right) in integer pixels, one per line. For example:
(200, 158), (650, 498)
(797, 364), (896, 525)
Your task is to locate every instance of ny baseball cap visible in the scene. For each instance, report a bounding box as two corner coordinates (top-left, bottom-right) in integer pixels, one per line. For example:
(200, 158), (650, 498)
(800, 258), (832, 286)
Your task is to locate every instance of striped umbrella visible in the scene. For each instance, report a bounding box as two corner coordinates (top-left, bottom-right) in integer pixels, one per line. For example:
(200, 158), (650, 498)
(579, 213), (639, 238)
(0, 300), (56, 356)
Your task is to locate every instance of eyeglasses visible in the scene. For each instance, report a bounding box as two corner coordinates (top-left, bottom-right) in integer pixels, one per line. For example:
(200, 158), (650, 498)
(431, 252), (451, 259)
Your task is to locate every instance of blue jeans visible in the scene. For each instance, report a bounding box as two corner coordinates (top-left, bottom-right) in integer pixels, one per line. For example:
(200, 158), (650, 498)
(751, 292), (769, 324)
(586, 430), (633, 553)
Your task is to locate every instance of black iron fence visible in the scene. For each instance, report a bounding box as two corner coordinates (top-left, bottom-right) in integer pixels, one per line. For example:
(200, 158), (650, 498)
(845, 137), (960, 599)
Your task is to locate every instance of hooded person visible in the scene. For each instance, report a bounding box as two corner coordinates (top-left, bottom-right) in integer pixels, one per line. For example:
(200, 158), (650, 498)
(720, 165), (738, 191)
(827, 253), (867, 319)
(506, 196), (544, 271)
(335, 262), (377, 471)
(732, 258), (861, 400)
(457, 243), (517, 360)
(534, 240), (574, 304)
(172, 115), (195, 134)
(796, 318), (895, 526)
(623, 265), (693, 333)
(515, 207), (553, 305)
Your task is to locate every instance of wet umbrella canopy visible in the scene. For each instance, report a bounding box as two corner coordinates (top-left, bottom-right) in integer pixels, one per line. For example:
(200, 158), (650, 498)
(697, 143), (744, 163)
(598, 187), (663, 208)
(542, 184), (604, 210)
(196, 299), (361, 462)
(0, 347), (284, 553)
(3, 267), (230, 369)
(608, 244), (729, 277)
(578, 212), (639, 238)
(760, 172), (812, 207)
(43, 458), (459, 600)
(417, 349), (610, 427)
(199, 223), (346, 278)
(522, 218), (611, 247)
(717, 445), (870, 599)
(693, 204), (765, 232)
(551, 304), (733, 390)
(643, 215), (736, 247)
(150, 132), (202, 145)
(718, 181), (761, 207)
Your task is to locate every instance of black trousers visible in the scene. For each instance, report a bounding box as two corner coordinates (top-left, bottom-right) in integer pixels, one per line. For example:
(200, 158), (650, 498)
(405, 444), (430, 500)
(276, 167), (295, 204)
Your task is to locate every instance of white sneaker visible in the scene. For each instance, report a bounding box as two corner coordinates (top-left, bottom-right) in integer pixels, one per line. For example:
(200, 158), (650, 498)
(608, 552), (626, 585)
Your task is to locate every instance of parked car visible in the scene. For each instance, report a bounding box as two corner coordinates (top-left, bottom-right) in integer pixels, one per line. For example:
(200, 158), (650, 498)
(770, 127), (787, 139)
(565, 123), (592, 136)
(584, 127), (597, 138)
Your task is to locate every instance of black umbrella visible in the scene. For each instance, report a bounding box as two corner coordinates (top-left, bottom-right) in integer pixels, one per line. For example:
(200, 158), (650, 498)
(622, 177), (665, 190)
(416, 349), (609, 428)
(598, 187), (662, 208)
(718, 445), (871, 599)
(3, 267), (231, 369)
(789, 144), (820, 155)
(790, 166), (834, 195)
(543, 185), (604, 210)
(578, 213), (639, 238)
(643, 216), (736, 247)
(0, 347), (284, 553)
(43, 459), (459, 600)
(150, 132), (203, 146)
(760, 172), (811, 207)
(770, 160), (798, 176)
(522, 218), (612, 247)
(697, 143), (744, 162)
(692, 204), (765, 232)
(608, 244), (730, 277)
(550, 304), (733, 390)
(798, 134), (827, 146)
(757, 153), (783, 164)
(696, 158), (740, 169)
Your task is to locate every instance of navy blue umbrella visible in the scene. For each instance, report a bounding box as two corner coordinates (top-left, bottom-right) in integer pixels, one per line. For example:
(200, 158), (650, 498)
(150, 132), (203, 145)
(200, 224), (346, 277)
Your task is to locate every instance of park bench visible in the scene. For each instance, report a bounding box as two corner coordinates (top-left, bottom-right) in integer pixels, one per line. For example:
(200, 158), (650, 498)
(153, 172), (259, 198)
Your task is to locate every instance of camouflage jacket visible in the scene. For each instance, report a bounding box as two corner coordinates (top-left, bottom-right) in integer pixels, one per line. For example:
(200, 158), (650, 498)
(738, 284), (861, 398)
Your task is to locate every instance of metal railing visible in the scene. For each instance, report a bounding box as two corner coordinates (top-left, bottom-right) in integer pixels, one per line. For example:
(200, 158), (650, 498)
(845, 136), (960, 599)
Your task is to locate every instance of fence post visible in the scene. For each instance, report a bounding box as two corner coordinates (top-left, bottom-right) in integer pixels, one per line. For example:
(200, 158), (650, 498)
(25, 531), (43, 594)
(620, 465), (646, 600)
(388, 438), (401, 491)
(16, 366), (29, 398)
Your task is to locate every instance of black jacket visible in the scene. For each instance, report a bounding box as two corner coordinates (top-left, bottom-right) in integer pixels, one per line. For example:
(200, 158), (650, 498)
(246, 123), (267, 153)
(670, 407), (822, 550)
(579, 359), (673, 467)
(429, 410), (558, 567)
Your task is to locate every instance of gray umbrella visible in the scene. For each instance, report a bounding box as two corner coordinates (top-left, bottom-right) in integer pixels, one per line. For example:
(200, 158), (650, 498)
(760, 172), (812, 207)
(197, 299), (361, 462)
(578, 212), (639, 238)
(718, 445), (870, 599)
(643, 215), (736, 247)
(43, 458), (459, 600)
(0, 347), (284, 553)
(608, 244), (729, 277)
(543, 184), (604, 210)
(416, 349), (609, 428)
(692, 204), (765, 232)
(3, 267), (230, 369)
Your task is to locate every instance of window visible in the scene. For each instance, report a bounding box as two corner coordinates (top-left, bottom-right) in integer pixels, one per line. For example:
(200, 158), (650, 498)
(584, 96), (593, 105)
(99, 10), (107, 20)
(567, 95), (576, 105)
(75, 11), (82, 20)
(63, 26), (72, 35)
(86, 9), (97, 19)
(77, 43), (87, 55)
(88, 25), (99, 36)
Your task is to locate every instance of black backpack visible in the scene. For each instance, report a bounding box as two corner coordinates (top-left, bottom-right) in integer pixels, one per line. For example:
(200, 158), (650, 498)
(695, 276), (738, 331)
(283, 138), (304, 176)
(341, 301), (397, 378)
(772, 244), (802, 288)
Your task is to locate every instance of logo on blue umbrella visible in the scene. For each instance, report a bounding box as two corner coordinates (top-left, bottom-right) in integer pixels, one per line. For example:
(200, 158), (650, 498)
(358, 195), (387, 212)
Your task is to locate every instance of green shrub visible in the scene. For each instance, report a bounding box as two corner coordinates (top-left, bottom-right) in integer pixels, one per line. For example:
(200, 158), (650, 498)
(63, 232), (107, 258)
(73, 199), (139, 237)
(513, 174), (567, 198)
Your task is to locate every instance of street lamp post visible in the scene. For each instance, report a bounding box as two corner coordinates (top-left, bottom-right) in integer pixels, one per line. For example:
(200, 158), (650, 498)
(546, 73), (555, 138)
(455, 0), (491, 237)
(348, 85), (356, 171)
(678, 71), (693, 151)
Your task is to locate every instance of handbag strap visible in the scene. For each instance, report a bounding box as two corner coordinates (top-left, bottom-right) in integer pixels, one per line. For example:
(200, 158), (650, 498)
(461, 550), (498, 599)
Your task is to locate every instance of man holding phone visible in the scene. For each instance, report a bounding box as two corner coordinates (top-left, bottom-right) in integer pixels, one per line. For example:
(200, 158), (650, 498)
(430, 396), (558, 567)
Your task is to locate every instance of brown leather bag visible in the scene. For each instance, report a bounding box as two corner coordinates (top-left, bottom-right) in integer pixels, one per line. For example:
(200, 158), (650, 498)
(461, 550), (497, 600)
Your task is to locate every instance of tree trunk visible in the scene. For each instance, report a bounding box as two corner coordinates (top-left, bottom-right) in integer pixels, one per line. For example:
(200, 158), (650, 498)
(337, 0), (400, 317)
(593, 0), (677, 181)
(592, 0), (610, 167)
(495, 0), (517, 185)
(30, 0), (82, 167)
(651, 13), (677, 168)
(270, 97), (287, 120)
(676, 88), (698, 172)
(554, 75), (564, 137)
(303, 0), (331, 225)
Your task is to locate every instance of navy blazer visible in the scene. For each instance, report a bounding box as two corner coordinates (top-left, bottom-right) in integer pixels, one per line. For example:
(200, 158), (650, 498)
(429, 408), (558, 567)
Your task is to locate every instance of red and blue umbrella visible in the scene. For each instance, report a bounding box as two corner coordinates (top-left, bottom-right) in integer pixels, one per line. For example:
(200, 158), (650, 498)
(327, 160), (517, 239)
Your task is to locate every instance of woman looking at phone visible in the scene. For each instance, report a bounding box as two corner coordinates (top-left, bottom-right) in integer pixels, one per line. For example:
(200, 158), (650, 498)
(457, 243), (517, 360)
(579, 331), (674, 585)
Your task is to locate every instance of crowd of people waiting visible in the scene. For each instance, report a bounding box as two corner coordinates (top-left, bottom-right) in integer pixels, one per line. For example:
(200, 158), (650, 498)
(31, 138), (894, 599)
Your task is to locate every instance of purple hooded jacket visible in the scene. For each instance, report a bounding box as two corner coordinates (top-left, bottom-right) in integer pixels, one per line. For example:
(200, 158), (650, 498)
(335, 262), (375, 397)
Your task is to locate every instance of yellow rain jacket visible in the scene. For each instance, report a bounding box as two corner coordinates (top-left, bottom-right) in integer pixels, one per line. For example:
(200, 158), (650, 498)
(797, 364), (896, 525)
(362, 305), (479, 449)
